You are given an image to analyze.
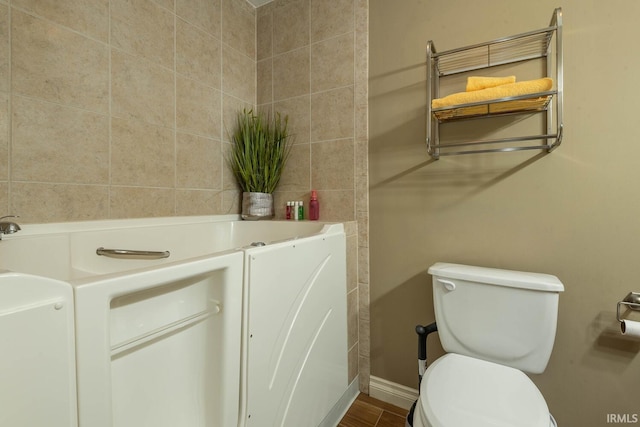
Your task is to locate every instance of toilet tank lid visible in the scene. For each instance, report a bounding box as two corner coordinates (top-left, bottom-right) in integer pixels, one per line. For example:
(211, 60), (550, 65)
(428, 263), (564, 292)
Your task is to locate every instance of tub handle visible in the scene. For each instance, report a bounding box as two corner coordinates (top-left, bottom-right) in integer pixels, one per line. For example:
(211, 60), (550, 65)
(96, 247), (170, 259)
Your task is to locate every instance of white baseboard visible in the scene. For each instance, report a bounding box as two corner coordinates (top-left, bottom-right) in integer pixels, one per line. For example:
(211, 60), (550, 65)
(369, 376), (419, 410)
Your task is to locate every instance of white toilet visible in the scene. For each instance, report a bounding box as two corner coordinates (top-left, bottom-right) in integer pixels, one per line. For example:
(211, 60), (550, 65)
(413, 263), (564, 427)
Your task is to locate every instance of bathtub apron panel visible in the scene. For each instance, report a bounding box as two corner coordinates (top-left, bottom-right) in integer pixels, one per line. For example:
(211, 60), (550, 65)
(243, 233), (348, 427)
(0, 272), (77, 427)
(73, 252), (244, 427)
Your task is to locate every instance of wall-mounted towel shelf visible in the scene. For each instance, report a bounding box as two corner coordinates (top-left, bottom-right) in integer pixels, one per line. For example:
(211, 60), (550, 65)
(426, 8), (563, 159)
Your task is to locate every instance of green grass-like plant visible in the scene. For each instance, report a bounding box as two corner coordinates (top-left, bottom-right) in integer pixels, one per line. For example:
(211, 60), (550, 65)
(229, 109), (293, 194)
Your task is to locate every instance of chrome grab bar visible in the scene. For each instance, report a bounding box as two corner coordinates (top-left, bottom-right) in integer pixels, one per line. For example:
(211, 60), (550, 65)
(96, 247), (170, 259)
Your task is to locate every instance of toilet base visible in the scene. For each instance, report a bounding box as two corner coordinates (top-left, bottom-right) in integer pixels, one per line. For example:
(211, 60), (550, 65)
(410, 397), (558, 427)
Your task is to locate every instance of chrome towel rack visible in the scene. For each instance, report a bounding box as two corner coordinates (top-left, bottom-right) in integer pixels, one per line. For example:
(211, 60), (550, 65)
(426, 7), (563, 158)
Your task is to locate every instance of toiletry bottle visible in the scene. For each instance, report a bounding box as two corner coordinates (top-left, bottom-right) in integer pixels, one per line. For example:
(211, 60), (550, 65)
(309, 190), (319, 220)
(298, 201), (304, 220)
(286, 201), (291, 220)
(293, 201), (299, 220)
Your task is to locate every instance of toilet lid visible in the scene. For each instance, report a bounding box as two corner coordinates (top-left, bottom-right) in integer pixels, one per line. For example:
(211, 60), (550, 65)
(420, 353), (550, 427)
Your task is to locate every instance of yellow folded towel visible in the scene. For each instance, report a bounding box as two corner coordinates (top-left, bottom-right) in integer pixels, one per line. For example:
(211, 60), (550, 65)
(433, 97), (551, 120)
(466, 75), (516, 91)
(432, 78), (553, 109)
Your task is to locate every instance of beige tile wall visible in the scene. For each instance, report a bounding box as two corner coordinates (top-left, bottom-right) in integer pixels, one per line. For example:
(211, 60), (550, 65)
(256, 0), (370, 393)
(2, 0), (255, 223)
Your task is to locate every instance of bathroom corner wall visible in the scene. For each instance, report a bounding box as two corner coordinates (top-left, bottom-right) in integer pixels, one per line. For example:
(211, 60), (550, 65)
(0, 0), (255, 223)
(256, 0), (370, 392)
(0, 0), (371, 394)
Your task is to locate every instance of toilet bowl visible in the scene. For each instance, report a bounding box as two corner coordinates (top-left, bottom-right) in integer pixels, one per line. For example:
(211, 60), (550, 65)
(413, 263), (563, 427)
(412, 354), (557, 427)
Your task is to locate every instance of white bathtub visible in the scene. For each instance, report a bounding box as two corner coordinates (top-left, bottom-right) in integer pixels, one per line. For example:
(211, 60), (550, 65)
(0, 215), (354, 427)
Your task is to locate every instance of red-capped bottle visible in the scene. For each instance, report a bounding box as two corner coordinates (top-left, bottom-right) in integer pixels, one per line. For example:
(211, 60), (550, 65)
(309, 190), (320, 220)
(285, 201), (292, 220)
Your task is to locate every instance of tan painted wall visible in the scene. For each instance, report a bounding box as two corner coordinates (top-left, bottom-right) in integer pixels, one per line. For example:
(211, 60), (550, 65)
(370, 1), (640, 425)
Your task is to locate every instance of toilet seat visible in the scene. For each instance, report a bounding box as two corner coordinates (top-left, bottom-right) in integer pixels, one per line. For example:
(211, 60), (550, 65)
(417, 353), (551, 427)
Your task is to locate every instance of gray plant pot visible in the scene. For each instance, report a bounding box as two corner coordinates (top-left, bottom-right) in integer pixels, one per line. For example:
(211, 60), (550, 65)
(241, 192), (274, 220)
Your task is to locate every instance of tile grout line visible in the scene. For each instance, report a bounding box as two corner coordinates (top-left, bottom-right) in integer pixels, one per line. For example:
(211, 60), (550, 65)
(7, 2), (12, 215)
(107, 0), (112, 219)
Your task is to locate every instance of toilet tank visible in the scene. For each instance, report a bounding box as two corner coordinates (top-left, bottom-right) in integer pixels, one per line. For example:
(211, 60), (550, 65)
(428, 263), (564, 374)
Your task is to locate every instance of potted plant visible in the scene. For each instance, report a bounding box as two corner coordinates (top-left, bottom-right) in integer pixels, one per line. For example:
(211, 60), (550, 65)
(229, 109), (293, 220)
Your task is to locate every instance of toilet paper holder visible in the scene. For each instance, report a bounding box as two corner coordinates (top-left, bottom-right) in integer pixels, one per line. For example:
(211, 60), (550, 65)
(616, 292), (640, 323)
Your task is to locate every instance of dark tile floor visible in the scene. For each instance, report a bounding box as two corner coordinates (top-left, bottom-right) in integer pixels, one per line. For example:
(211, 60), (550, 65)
(338, 393), (408, 427)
